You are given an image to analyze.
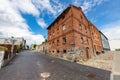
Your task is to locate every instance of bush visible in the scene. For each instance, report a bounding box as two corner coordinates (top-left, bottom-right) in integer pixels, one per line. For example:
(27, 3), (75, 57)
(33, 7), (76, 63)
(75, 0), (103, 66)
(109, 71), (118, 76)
(0, 46), (8, 51)
(115, 48), (120, 51)
(16, 45), (21, 53)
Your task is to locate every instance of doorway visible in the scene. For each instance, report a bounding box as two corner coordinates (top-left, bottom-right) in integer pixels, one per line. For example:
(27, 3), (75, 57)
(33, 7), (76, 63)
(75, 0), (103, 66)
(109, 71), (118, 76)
(86, 47), (90, 59)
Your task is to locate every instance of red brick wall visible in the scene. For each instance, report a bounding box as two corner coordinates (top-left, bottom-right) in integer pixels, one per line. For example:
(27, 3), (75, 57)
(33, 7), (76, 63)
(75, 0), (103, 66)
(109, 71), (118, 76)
(90, 24), (103, 53)
(47, 5), (103, 59)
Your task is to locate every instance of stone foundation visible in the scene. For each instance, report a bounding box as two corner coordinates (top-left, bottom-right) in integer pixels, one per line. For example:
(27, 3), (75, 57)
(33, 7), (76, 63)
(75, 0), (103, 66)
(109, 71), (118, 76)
(49, 47), (93, 62)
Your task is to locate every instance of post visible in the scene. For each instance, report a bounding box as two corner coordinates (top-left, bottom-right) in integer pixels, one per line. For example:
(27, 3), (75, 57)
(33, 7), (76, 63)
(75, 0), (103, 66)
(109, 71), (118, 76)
(10, 36), (15, 59)
(0, 51), (5, 69)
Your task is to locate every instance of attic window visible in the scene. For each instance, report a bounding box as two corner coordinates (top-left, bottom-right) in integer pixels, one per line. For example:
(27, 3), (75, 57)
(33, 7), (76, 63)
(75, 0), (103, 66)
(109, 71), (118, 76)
(80, 15), (83, 19)
(62, 24), (66, 30)
(62, 15), (65, 19)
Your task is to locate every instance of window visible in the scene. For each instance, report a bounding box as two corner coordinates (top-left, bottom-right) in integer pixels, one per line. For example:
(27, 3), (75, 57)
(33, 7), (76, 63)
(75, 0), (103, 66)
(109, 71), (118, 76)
(62, 24), (66, 30)
(49, 42), (51, 45)
(79, 23), (82, 30)
(87, 39), (89, 44)
(62, 15), (65, 19)
(63, 49), (66, 53)
(57, 28), (59, 31)
(57, 50), (59, 53)
(63, 37), (66, 44)
(57, 40), (60, 46)
(53, 31), (54, 35)
(81, 37), (83, 44)
(52, 41), (54, 44)
(80, 15), (83, 19)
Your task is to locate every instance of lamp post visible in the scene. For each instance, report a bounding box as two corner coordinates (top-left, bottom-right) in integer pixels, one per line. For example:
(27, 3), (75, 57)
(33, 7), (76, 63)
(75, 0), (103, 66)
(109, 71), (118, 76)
(10, 36), (16, 59)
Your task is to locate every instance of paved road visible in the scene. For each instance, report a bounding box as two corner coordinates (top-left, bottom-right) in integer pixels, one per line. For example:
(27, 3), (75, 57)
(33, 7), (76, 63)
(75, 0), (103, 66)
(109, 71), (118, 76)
(0, 50), (111, 80)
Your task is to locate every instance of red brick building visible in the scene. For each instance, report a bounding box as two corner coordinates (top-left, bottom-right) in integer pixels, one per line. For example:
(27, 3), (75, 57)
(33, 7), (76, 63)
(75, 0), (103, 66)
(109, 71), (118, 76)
(47, 5), (103, 60)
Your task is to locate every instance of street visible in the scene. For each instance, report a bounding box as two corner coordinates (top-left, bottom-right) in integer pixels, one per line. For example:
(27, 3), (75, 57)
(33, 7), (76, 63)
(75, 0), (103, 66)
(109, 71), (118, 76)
(0, 50), (111, 80)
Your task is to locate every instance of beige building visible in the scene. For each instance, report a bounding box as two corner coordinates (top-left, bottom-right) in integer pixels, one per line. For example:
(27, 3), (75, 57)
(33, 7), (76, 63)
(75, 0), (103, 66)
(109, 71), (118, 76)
(0, 37), (26, 49)
(36, 42), (49, 54)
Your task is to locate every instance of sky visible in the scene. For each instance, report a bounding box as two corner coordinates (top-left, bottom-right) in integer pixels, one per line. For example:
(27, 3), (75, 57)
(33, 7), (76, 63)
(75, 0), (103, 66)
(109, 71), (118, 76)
(0, 0), (120, 50)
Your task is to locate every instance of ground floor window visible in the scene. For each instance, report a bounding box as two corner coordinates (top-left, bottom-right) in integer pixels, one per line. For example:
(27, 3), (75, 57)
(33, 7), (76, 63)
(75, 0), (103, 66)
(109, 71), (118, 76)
(57, 50), (59, 53)
(63, 49), (66, 53)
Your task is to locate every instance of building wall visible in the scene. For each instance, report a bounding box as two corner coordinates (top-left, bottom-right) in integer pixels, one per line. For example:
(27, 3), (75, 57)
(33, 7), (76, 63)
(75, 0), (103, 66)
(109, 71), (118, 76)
(47, 5), (104, 60)
(0, 37), (26, 49)
(90, 24), (103, 53)
(36, 43), (49, 54)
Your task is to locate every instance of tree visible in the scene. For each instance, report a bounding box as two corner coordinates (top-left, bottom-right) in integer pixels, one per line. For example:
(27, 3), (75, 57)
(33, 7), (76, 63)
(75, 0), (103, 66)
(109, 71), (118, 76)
(42, 39), (48, 44)
(33, 44), (37, 49)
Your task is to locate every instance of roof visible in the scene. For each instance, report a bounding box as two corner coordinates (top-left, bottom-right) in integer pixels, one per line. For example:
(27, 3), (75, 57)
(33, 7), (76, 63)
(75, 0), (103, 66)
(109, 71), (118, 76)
(99, 31), (108, 40)
(47, 5), (83, 29)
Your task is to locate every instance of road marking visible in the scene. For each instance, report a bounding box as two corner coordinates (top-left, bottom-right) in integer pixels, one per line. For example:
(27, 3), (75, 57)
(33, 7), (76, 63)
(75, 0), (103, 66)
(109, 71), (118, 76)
(40, 72), (51, 80)
(51, 60), (55, 63)
(37, 61), (40, 66)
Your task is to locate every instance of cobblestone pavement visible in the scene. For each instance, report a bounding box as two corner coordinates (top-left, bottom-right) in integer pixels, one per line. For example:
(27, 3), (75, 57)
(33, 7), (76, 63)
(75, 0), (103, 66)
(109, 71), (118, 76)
(0, 50), (111, 80)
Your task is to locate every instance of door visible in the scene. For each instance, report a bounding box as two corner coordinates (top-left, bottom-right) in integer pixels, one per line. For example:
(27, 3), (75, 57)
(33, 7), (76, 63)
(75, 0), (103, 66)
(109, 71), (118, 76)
(86, 47), (90, 59)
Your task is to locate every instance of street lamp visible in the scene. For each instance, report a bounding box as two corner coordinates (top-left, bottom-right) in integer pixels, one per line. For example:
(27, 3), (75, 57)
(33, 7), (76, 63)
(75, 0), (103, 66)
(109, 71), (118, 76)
(10, 36), (16, 59)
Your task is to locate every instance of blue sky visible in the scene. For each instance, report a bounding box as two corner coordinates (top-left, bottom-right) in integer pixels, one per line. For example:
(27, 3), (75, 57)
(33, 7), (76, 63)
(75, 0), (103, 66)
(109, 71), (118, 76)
(0, 0), (120, 50)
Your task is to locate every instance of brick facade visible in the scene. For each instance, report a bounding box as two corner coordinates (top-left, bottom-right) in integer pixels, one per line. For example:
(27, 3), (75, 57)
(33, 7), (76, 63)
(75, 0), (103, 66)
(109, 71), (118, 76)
(47, 5), (103, 60)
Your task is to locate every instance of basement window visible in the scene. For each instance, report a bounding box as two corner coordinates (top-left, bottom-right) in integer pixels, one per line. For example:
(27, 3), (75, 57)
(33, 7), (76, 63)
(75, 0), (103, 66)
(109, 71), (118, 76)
(63, 49), (66, 53)
(53, 51), (54, 53)
(57, 50), (59, 53)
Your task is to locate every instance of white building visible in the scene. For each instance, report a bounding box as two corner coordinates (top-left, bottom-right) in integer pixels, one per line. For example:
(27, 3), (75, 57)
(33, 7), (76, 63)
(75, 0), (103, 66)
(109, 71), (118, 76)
(0, 37), (26, 49)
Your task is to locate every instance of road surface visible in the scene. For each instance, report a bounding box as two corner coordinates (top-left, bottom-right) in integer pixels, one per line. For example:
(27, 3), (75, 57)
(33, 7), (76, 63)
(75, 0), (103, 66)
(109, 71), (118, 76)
(0, 50), (111, 80)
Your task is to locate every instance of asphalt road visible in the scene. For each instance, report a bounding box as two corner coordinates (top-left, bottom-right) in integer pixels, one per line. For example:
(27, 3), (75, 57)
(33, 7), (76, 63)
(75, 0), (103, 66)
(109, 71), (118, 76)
(0, 50), (111, 80)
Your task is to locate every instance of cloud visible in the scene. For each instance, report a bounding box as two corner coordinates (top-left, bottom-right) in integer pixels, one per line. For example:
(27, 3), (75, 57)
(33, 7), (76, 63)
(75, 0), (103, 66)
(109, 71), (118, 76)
(0, 0), (110, 46)
(11, 0), (40, 17)
(32, 0), (56, 15)
(37, 18), (47, 28)
(101, 20), (120, 40)
(0, 0), (45, 45)
(73, 0), (107, 13)
(101, 20), (120, 50)
(109, 40), (120, 50)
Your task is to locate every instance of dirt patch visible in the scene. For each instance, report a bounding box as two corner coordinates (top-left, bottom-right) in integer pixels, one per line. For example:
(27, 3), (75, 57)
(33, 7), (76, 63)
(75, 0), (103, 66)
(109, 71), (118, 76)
(87, 73), (96, 79)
